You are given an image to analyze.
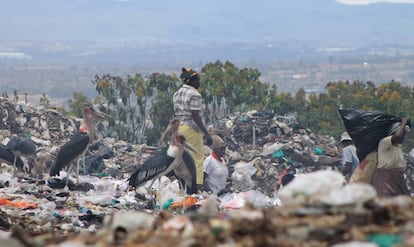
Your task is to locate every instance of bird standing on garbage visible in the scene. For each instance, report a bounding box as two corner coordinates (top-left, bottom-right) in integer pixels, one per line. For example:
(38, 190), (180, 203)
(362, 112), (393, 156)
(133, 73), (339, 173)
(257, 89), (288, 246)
(0, 144), (25, 172)
(128, 130), (198, 195)
(172, 150), (197, 195)
(6, 134), (37, 175)
(50, 103), (105, 183)
(162, 119), (197, 194)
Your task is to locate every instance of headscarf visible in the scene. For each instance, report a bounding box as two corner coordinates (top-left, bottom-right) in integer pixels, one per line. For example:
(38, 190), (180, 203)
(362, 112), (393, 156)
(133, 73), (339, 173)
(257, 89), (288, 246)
(340, 132), (352, 143)
(180, 68), (199, 84)
(210, 135), (225, 149)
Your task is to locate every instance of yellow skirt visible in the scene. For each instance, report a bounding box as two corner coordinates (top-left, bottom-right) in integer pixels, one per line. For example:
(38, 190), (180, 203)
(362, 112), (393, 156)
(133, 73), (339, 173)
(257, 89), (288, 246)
(178, 125), (204, 185)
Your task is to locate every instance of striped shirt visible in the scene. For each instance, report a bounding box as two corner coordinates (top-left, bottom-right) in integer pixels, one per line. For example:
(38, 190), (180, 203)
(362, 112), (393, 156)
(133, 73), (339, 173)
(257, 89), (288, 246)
(173, 84), (202, 132)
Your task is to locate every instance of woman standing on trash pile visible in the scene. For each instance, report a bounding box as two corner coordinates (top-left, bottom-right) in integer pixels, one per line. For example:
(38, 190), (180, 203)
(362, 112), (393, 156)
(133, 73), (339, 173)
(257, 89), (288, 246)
(173, 68), (213, 192)
(203, 135), (228, 194)
(373, 118), (411, 197)
(339, 132), (359, 181)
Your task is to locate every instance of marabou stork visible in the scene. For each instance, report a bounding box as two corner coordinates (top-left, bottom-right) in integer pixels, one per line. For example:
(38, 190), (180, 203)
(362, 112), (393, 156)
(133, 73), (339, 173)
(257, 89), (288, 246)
(159, 118), (197, 194)
(172, 149), (197, 195)
(49, 103), (105, 183)
(6, 135), (37, 175)
(128, 130), (198, 195)
(0, 144), (25, 172)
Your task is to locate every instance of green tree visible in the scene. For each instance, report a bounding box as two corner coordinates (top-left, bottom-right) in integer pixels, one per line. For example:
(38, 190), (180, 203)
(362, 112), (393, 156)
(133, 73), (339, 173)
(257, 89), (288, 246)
(294, 87), (307, 115)
(68, 92), (89, 117)
(88, 64), (414, 150)
(93, 74), (117, 110)
(131, 74), (154, 143)
(238, 67), (268, 110)
(201, 61), (270, 122)
(147, 73), (179, 145)
(275, 92), (295, 115)
(201, 60), (227, 122)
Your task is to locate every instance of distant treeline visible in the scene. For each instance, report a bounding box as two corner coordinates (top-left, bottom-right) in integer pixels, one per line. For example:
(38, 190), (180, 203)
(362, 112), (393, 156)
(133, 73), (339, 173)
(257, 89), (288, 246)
(53, 60), (414, 149)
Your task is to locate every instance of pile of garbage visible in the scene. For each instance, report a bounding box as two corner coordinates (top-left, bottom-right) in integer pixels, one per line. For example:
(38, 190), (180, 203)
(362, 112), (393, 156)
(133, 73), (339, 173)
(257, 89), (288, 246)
(1, 97), (414, 246)
(0, 98), (344, 197)
(1, 171), (414, 247)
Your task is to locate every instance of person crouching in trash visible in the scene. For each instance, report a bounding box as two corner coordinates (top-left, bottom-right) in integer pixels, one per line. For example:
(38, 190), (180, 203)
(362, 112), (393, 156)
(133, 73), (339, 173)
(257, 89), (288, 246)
(203, 135), (228, 195)
(372, 118), (411, 197)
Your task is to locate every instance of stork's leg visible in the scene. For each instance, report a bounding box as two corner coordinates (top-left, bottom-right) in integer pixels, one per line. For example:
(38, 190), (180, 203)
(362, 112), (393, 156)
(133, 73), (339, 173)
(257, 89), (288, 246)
(178, 179), (186, 195)
(157, 177), (161, 207)
(143, 178), (158, 209)
(146, 178), (156, 193)
(76, 159), (80, 184)
(184, 181), (187, 196)
(182, 180), (188, 212)
(144, 179), (156, 199)
(144, 177), (162, 208)
(65, 163), (77, 189)
(65, 165), (73, 188)
(32, 156), (40, 180)
(82, 155), (86, 175)
(65, 176), (69, 188)
(175, 179), (187, 212)
(12, 155), (17, 177)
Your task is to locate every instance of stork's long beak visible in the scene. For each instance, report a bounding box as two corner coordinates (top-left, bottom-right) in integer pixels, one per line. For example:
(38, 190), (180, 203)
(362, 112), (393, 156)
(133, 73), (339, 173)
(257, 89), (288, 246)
(159, 119), (180, 146)
(159, 130), (171, 146)
(92, 110), (108, 120)
(183, 141), (199, 155)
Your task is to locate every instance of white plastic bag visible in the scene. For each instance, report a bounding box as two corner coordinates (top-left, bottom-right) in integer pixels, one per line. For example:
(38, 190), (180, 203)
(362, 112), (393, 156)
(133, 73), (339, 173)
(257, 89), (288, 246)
(278, 170), (345, 206)
(231, 162), (257, 192)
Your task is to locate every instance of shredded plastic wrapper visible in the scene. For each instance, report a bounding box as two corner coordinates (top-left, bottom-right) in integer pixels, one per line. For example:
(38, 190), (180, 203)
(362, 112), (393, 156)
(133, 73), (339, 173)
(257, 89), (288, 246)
(219, 190), (272, 209)
(231, 162), (257, 192)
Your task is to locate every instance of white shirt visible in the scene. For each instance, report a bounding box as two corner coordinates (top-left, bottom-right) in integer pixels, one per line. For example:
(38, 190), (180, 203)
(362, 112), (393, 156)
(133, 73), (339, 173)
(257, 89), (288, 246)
(342, 144), (360, 173)
(203, 154), (228, 194)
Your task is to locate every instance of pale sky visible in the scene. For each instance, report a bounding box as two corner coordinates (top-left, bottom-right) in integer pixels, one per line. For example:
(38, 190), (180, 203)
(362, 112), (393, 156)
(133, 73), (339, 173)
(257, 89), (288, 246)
(337, 0), (414, 4)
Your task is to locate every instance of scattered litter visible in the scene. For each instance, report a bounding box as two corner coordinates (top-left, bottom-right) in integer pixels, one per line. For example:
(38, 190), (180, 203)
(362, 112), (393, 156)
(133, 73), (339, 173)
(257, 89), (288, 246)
(0, 98), (413, 246)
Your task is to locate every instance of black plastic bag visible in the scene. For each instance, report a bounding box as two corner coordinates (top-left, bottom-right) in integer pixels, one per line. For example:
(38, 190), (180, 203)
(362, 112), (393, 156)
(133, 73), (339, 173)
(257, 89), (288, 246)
(339, 108), (401, 160)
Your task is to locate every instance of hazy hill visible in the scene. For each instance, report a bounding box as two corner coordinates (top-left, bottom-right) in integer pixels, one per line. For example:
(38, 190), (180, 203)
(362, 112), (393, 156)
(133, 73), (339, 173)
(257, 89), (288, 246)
(1, 0), (414, 45)
(1, 0), (414, 104)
